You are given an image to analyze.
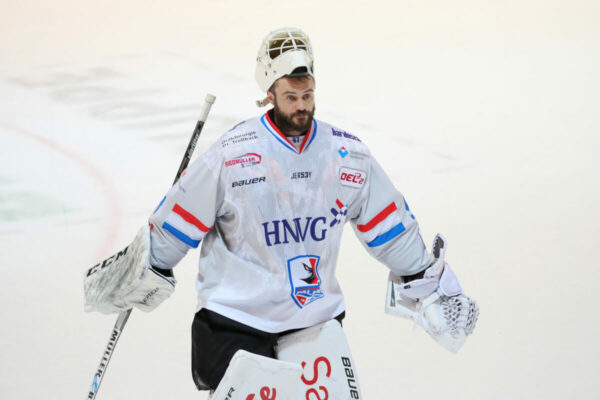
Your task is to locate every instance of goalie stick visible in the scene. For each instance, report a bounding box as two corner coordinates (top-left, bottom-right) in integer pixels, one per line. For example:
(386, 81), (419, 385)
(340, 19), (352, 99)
(87, 93), (216, 400)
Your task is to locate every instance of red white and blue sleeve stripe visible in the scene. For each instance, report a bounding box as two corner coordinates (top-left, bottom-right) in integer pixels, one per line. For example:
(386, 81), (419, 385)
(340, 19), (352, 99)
(161, 204), (212, 248)
(357, 202), (406, 247)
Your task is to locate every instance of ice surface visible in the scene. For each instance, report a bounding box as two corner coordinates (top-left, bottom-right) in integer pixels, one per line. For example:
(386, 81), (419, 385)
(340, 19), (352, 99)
(1, 1), (599, 399)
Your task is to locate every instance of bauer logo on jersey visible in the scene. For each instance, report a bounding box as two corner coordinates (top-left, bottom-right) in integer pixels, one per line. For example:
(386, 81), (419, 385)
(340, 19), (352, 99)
(225, 153), (262, 168)
(339, 167), (366, 188)
(287, 255), (324, 308)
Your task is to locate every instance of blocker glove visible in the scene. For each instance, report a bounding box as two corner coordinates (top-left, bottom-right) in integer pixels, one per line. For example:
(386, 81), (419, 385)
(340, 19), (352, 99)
(84, 225), (176, 314)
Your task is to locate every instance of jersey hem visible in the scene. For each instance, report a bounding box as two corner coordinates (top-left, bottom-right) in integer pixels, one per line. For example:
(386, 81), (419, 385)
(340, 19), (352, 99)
(197, 301), (347, 334)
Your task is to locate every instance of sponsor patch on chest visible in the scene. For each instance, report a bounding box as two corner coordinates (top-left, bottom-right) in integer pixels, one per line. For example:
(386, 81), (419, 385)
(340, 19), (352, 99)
(338, 167), (366, 188)
(225, 153), (262, 168)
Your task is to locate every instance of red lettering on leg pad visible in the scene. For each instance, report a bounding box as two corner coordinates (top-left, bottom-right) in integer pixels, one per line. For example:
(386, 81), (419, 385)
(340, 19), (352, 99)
(306, 386), (329, 400)
(246, 386), (276, 400)
(301, 357), (332, 385)
(276, 320), (362, 399)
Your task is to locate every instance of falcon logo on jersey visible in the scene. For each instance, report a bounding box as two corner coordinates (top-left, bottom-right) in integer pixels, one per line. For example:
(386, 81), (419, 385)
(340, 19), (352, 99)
(338, 147), (349, 158)
(339, 167), (366, 188)
(288, 255), (324, 308)
(225, 153), (262, 168)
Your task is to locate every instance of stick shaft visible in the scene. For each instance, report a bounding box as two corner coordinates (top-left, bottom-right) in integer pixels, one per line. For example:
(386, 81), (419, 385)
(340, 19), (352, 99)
(87, 311), (130, 399)
(87, 93), (216, 400)
(173, 94), (216, 184)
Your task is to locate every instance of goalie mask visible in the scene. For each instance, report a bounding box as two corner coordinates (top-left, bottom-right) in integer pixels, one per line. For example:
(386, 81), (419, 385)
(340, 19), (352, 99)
(255, 27), (314, 94)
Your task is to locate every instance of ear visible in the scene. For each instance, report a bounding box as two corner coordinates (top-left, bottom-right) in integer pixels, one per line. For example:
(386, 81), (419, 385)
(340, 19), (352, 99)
(267, 90), (275, 105)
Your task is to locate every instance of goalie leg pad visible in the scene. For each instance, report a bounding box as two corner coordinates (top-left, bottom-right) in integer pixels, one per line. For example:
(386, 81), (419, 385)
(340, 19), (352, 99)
(276, 320), (363, 400)
(210, 350), (303, 400)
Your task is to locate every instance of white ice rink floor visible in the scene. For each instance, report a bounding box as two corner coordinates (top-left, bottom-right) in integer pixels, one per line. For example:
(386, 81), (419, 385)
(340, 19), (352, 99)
(1, 1), (599, 399)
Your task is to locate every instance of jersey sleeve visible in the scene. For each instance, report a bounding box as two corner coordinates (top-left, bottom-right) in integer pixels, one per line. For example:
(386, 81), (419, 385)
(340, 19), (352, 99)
(148, 147), (224, 269)
(349, 158), (432, 276)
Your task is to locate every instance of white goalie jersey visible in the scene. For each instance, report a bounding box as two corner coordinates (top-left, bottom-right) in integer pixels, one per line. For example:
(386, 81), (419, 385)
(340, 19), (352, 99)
(149, 111), (432, 333)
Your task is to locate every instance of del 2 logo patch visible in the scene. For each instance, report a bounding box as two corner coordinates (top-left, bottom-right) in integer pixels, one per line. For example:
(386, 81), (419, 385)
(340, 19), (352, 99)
(339, 167), (366, 188)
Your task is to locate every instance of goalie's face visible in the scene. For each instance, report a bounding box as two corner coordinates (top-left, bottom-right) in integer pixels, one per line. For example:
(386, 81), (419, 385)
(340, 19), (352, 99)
(268, 76), (315, 136)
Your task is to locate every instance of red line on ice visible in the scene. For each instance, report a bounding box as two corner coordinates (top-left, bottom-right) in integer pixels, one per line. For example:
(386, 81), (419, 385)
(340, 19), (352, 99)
(0, 120), (122, 261)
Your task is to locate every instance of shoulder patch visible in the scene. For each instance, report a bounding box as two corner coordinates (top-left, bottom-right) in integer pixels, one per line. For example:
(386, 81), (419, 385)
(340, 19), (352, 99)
(221, 131), (259, 149)
(331, 127), (361, 142)
(220, 117), (263, 149)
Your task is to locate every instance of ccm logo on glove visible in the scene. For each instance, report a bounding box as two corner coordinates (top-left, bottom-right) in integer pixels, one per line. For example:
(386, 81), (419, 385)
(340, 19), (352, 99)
(339, 167), (366, 188)
(86, 247), (129, 277)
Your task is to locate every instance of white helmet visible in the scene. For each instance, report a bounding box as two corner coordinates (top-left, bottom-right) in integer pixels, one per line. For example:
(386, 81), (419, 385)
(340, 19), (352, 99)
(255, 27), (314, 94)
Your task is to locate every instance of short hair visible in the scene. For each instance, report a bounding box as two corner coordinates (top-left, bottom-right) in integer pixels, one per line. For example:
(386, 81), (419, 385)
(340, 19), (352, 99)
(268, 75), (315, 93)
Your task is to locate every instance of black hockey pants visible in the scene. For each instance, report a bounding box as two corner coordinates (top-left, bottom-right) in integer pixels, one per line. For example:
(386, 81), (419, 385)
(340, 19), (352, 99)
(191, 308), (344, 391)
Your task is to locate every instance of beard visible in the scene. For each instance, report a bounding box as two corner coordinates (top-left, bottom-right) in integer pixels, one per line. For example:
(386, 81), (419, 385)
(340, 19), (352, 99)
(273, 104), (315, 135)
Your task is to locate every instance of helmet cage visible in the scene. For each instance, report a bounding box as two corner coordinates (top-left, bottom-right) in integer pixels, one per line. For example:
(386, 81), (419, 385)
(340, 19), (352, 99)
(255, 28), (314, 93)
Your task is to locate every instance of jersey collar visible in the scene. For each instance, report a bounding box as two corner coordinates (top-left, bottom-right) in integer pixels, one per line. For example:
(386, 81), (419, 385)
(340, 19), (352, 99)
(260, 111), (317, 155)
